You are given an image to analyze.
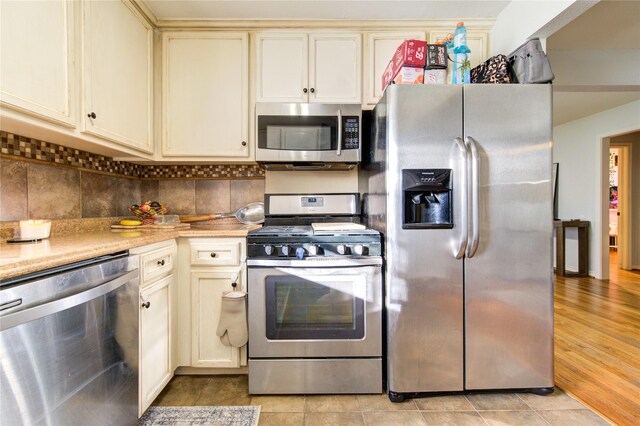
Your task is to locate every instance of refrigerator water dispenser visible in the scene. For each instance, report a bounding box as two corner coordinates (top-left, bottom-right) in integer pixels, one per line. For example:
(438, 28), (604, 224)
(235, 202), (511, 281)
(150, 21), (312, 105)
(402, 169), (452, 229)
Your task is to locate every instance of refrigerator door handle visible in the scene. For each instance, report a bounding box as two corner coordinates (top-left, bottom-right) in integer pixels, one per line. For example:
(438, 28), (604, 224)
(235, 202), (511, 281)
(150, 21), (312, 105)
(466, 136), (480, 258)
(453, 137), (468, 259)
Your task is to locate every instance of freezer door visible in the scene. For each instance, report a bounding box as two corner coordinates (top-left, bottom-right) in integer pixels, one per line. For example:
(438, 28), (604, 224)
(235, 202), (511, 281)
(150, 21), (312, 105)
(463, 85), (554, 390)
(384, 85), (465, 393)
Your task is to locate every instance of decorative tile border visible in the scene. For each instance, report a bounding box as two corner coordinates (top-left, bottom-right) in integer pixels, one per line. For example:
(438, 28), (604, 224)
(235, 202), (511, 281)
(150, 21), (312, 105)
(0, 131), (265, 179)
(142, 164), (264, 179)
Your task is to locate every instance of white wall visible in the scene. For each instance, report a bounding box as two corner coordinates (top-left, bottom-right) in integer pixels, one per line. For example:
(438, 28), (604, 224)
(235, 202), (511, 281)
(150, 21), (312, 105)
(265, 169), (359, 193)
(553, 100), (640, 278)
(491, 0), (598, 55)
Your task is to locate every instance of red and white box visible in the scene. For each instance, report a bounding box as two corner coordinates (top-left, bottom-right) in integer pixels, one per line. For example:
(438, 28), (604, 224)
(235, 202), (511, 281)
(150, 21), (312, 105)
(381, 39), (427, 91)
(393, 67), (425, 85)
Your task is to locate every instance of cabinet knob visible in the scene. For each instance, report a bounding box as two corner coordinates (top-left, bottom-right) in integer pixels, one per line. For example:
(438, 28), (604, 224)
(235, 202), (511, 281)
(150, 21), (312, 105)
(303, 88), (308, 93)
(210, 252), (217, 258)
(142, 301), (150, 309)
(157, 259), (165, 266)
(310, 88), (315, 93)
(87, 112), (96, 119)
(241, 141), (247, 146)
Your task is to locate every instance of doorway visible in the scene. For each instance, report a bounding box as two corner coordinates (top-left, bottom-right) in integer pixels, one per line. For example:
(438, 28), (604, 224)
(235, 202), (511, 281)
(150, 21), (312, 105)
(606, 131), (638, 275)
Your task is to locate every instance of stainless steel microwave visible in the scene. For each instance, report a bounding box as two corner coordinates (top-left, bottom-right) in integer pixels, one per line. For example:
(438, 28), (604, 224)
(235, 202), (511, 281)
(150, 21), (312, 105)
(255, 103), (361, 170)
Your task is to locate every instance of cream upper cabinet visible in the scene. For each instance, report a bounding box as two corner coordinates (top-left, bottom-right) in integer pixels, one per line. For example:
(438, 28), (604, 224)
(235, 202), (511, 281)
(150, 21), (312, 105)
(0, 0), (75, 127)
(255, 33), (308, 103)
(82, 0), (153, 153)
(429, 30), (489, 72)
(364, 32), (425, 105)
(256, 32), (362, 103)
(162, 32), (249, 159)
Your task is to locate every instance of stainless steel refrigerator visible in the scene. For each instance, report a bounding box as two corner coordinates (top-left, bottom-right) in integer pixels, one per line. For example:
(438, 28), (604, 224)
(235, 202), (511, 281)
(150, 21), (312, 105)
(362, 84), (554, 401)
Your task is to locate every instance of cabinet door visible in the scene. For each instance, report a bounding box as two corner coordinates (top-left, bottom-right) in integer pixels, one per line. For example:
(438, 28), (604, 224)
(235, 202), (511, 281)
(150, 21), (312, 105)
(255, 32), (308, 103)
(429, 30), (489, 83)
(191, 270), (244, 368)
(309, 34), (362, 103)
(364, 32), (425, 105)
(0, 0), (75, 126)
(140, 275), (173, 415)
(162, 32), (249, 158)
(82, 0), (153, 153)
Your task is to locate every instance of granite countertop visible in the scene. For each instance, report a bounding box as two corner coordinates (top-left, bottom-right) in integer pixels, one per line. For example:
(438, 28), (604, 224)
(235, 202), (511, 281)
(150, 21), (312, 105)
(0, 223), (260, 281)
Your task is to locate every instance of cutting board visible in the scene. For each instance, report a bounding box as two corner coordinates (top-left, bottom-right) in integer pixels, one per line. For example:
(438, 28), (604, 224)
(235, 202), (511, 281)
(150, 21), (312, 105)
(111, 223), (191, 230)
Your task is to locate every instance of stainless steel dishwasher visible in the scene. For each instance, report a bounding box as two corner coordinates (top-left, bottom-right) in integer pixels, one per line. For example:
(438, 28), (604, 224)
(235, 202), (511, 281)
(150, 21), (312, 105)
(0, 252), (139, 426)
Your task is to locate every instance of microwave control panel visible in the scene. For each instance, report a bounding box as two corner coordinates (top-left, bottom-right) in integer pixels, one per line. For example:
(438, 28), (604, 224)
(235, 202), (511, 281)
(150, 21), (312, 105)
(343, 117), (360, 149)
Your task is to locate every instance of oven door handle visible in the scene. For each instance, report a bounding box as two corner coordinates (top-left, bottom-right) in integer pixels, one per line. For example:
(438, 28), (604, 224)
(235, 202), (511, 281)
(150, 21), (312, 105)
(336, 108), (342, 157)
(247, 257), (382, 268)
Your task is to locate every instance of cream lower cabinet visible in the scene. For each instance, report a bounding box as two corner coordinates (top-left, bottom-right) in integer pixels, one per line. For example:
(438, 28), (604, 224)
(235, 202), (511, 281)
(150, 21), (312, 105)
(191, 270), (244, 368)
(131, 240), (177, 417)
(139, 274), (173, 414)
(255, 32), (362, 103)
(177, 238), (248, 369)
(161, 32), (250, 160)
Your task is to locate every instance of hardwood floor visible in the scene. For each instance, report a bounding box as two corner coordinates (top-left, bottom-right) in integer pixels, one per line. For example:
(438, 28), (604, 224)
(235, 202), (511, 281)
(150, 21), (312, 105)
(554, 251), (640, 426)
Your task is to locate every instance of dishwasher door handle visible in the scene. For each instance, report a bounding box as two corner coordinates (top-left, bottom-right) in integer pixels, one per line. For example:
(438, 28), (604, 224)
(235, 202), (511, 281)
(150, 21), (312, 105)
(0, 269), (139, 331)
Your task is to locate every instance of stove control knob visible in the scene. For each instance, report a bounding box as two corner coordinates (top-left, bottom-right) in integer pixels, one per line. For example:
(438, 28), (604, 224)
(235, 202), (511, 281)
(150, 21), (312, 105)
(281, 245), (290, 256)
(308, 245), (318, 256)
(295, 247), (305, 260)
(337, 244), (347, 255)
(264, 245), (274, 255)
(353, 244), (364, 255)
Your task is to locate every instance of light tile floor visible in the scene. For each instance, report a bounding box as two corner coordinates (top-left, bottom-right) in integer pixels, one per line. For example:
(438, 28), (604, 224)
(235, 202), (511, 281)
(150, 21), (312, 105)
(152, 375), (611, 425)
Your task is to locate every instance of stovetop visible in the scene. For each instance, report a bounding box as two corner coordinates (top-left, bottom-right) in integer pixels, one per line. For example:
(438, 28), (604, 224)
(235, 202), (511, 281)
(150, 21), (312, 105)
(247, 223), (381, 259)
(250, 225), (380, 238)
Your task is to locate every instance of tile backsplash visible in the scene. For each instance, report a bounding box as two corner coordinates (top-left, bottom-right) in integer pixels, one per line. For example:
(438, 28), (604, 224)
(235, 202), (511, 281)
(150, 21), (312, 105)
(0, 132), (265, 221)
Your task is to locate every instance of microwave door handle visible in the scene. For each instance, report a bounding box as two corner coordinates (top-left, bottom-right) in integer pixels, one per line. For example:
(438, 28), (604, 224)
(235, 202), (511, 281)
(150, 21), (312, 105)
(337, 108), (342, 157)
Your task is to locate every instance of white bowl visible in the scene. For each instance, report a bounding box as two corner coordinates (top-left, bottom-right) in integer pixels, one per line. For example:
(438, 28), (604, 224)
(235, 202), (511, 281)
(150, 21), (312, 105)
(19, 220), (51, 240)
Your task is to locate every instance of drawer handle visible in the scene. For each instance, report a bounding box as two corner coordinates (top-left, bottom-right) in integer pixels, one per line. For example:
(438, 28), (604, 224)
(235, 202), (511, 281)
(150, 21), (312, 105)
(141, 301), (150, 309)
(210, 252), (217, 258)
(157, 259), (166, 266)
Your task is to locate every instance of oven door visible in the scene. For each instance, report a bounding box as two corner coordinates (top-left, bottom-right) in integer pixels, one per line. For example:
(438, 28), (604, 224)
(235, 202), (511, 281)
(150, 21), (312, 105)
(248, 258), (382, 358)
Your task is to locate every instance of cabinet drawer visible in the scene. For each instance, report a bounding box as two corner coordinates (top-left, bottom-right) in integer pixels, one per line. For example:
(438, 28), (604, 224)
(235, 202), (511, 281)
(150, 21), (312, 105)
(140, 246), (176, 284)
(190, 242), (241, 266)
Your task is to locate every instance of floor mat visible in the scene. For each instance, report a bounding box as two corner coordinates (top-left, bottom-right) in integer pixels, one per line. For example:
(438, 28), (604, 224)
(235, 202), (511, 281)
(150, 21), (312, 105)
(138, 406), (260, 426)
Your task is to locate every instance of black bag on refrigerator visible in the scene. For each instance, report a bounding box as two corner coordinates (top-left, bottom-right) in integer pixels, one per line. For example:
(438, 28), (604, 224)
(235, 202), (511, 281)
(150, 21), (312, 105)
(470, 54), (511, 84)
(507, 37), (555, 84)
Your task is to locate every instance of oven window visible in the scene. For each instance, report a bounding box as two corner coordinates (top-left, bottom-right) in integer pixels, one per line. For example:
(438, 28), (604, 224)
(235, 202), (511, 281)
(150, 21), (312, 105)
(258, 115), (337, 151)
(265, 275), (365, 340)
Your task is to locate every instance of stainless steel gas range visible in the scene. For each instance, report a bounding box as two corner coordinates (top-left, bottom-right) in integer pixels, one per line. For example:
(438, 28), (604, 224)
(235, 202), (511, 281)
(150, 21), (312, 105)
(247, 193), (382, 394)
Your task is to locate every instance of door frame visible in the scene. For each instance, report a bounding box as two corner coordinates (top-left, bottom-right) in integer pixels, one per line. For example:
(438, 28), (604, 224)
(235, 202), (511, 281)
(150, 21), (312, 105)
(599, 128), (638, 279)
(610, 143), (633, 270)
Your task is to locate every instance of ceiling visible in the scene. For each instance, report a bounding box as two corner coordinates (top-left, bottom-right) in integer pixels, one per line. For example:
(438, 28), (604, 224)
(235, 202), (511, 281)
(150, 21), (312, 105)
(547, 0), (640, 125)
(143, 0), (510, 21)
(143, 0), (640, 127)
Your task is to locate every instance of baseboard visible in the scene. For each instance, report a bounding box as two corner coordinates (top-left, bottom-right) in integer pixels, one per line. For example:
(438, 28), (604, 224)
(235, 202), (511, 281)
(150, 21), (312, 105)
(175, 366), (248, 375)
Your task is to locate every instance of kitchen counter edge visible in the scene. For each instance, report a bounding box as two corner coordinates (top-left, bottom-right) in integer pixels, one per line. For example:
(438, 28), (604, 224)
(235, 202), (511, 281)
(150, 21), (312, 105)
(0, 225), (260, 281)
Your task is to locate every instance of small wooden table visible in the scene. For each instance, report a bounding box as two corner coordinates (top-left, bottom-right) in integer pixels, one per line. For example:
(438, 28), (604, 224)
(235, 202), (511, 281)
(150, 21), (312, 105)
(554, 220), (589, 277)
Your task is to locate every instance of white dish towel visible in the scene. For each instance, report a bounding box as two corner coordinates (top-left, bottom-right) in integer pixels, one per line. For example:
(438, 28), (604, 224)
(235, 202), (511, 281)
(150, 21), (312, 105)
(216, 291), (248, 347)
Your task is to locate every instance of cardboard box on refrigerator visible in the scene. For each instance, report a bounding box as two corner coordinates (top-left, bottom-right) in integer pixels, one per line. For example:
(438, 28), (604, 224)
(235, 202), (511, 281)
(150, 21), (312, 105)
(381, 39), (427, 92)
(393, 67), (424, 85)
